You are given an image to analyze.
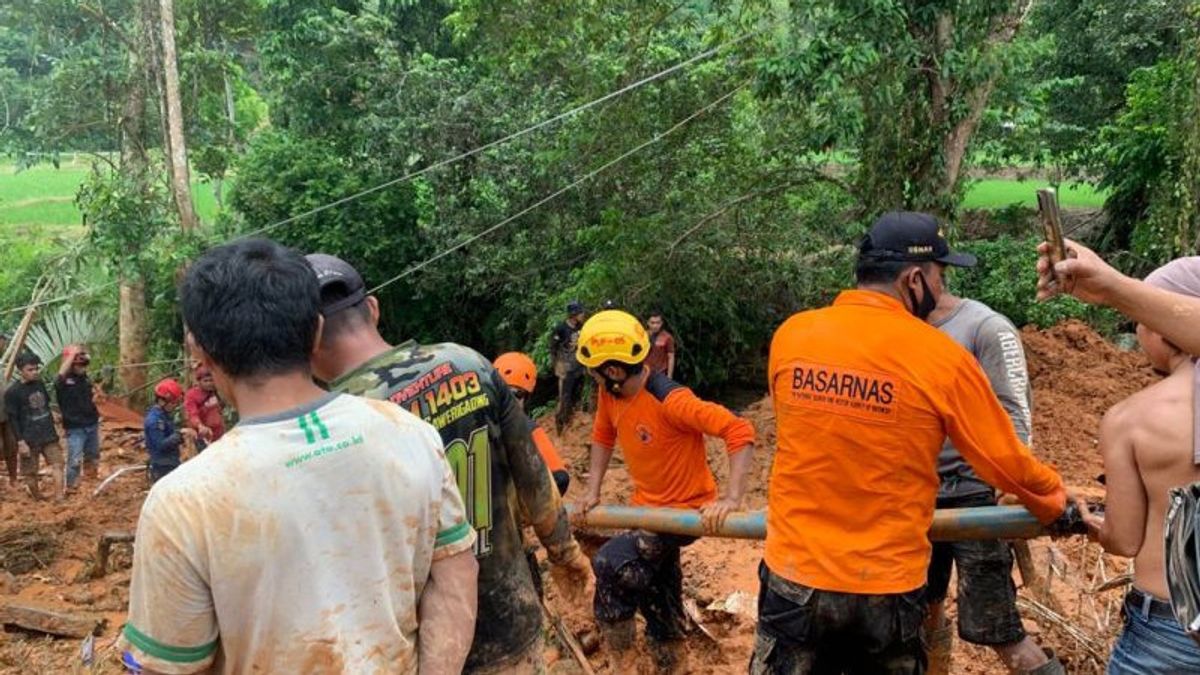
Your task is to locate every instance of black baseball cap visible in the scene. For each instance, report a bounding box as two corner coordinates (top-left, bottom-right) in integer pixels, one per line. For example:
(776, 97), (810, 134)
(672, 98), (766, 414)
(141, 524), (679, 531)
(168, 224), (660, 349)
(567, 300), (585, 315)
(305, 253), (368, 314)
(859, 211), (976, 267)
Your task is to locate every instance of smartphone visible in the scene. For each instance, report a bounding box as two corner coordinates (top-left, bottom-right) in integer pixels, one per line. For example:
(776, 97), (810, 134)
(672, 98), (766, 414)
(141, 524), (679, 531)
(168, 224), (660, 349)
(1037, 188), (1067, 277)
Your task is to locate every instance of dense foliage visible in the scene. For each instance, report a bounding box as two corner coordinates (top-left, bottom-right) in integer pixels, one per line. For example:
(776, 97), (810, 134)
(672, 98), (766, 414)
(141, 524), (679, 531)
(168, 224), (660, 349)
(2, 0), (1198, 392)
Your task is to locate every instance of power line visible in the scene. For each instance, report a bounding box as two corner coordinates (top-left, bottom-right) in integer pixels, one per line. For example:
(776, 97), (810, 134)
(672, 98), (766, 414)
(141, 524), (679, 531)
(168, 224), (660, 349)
(368, 82), (749, 295)
(230, 29), (758, 243)
(0, 30), (759, 318)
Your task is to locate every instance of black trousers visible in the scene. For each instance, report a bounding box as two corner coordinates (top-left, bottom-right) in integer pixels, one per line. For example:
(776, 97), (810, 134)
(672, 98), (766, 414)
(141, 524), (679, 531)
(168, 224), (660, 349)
(751, 562), (926, 675)
(554, 368), (583, 432)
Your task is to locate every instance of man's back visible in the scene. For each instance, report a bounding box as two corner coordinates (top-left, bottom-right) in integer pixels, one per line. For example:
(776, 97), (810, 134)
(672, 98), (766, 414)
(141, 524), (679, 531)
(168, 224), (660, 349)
(1108, 367), (1200, 599)
(933, 299), (1032, 495)
(332, 341), (570, 670)
(767, 290), (1064, 594)
(124, 393), (471, 674)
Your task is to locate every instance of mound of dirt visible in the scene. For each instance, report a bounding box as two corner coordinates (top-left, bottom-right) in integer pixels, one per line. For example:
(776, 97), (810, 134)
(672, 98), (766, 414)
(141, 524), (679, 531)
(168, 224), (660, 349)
(544, 320), (1156, 673)
(1023, 320), (1157, 488)
(0, 322), (1159, 674)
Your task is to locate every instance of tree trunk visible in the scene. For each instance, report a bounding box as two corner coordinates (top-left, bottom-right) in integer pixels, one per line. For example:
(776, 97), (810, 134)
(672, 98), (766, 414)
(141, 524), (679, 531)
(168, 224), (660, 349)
(941, 79), (997, 197)
(159, 0), (198, 231)
(223, 62), (237, 147)
(115, 0), (153, 401)
(118, 280), (148, 398)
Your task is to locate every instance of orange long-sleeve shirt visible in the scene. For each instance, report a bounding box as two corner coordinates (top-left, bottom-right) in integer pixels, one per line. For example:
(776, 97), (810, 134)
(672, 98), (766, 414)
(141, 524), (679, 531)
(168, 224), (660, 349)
(532, 426), (566, 473)
(767, 290), (1066, 594)
(592, 373), (755, 508)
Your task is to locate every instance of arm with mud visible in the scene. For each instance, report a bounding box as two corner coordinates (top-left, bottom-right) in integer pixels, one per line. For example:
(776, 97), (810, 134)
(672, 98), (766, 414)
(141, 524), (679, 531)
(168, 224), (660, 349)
(418, 549), (479, 674)
(490, 368), (581, 565)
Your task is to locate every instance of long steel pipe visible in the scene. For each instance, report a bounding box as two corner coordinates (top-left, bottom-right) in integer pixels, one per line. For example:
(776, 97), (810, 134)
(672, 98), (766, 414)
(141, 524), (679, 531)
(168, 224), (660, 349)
(571, 504), (1047, 541)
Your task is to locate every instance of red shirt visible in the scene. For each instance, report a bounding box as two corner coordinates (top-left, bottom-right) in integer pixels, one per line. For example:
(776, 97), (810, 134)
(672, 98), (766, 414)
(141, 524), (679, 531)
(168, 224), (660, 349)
(644, 331), (675, 375)
(184, 386), (225, 441)
(592, 373), (755, 508)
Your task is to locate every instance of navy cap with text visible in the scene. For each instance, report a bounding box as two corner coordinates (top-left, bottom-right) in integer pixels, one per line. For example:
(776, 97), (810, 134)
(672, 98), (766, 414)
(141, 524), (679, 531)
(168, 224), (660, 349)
(859, 211), (976, 268)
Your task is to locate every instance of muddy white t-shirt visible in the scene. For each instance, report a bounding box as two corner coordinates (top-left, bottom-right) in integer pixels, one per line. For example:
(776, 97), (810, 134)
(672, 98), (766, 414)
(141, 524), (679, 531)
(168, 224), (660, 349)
(121, 392), (475, 674)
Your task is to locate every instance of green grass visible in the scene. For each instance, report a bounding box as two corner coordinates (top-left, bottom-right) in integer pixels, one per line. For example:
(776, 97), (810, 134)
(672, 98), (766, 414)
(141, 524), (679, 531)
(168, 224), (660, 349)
(962, 178), (1107, 210)
(0, 158), (1105, 232)
(0, 158), (226, 231)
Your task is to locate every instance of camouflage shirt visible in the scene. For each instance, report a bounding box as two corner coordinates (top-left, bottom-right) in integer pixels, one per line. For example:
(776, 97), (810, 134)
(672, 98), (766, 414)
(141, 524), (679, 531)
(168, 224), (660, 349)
(332, 341), (579, 672)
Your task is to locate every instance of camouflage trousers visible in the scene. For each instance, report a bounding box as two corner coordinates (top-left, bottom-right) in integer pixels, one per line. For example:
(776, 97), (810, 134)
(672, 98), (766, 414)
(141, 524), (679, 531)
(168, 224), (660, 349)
(593, 530), (696, 641)
(750, 562), (927, 675)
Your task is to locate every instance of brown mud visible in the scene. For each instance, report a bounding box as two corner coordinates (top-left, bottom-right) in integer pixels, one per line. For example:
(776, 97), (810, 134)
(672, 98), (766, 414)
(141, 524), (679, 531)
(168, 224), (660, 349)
(0, 320), (1157, 673)
(542, 320), (1154, 674)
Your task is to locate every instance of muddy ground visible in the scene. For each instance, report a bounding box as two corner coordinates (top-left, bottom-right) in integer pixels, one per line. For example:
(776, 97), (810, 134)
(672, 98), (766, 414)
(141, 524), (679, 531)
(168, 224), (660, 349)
(0, 320), (1156, 673)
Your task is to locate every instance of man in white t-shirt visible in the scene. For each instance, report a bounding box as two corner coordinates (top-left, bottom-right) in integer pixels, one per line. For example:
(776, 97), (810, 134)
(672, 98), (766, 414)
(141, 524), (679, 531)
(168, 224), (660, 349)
(120, 238), (479, 674)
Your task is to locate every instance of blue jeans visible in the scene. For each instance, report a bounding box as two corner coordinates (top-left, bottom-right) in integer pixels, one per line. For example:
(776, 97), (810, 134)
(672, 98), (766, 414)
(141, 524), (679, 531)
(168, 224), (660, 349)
(1108, 591), (1200, 674)
(65, 424), (100, 487)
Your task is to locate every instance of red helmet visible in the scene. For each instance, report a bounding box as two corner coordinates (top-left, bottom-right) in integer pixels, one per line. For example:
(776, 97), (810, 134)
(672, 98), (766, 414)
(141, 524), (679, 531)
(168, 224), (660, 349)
(63, 344), (90, 366)
(154, 378), (184, 402)
(493, 352), (537, 394)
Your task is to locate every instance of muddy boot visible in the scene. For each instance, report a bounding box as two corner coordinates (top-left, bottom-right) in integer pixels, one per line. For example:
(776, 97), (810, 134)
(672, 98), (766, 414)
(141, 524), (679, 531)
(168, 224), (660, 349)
(84, 461), (99, 480)
(1022, 649), (1066, 675)
(924, 624), (953, 675)
(601, 619), (639, 673)
(648, 638), (689, 675)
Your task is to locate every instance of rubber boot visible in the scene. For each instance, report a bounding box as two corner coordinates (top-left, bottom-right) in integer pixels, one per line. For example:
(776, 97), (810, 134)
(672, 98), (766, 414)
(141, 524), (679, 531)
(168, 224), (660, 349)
(84, 460), (99, 480)
(1022, 649), (1066, 675)
(648, 638), (689, 675)
(601, 619), (639, 673)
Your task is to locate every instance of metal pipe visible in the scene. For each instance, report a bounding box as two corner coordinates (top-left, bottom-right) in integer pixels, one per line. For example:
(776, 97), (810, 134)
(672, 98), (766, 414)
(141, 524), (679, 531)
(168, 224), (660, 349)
(572, 504), (1046, 541)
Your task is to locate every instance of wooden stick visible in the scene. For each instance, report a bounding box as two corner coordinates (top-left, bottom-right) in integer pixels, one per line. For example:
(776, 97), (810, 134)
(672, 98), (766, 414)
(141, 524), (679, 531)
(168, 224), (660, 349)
(542, 600), (596, 675)
(0, 601), (105, 638)
(1013, 540), (1062, 612)
(2, 277), (51, 381)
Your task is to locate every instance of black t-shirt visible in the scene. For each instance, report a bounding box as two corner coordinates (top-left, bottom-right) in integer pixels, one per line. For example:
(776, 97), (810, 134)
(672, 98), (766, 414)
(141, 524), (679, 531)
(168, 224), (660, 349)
(55, 372), (99, 429)
(332, 341), (578, 671)
(4, 380), (59, 446)
(550, 320), (582, 371)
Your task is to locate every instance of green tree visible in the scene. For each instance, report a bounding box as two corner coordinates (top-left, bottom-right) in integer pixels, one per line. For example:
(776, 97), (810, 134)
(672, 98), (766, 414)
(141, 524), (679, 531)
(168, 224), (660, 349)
(758, 0), (1038, 219)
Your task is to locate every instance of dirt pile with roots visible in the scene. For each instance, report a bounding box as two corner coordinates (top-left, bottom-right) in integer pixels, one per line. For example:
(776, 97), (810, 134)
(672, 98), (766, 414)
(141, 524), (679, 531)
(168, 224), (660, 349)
(0, 321), (1158, 673)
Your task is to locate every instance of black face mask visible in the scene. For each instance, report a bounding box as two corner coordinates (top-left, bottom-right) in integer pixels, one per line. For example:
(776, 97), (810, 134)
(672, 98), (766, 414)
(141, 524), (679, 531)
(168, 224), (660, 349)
(906, 271), (937, 321)
(592, 368), (627, 396)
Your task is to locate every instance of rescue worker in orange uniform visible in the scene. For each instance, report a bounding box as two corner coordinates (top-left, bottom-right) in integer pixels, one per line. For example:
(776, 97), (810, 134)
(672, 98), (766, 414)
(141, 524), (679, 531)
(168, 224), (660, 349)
(754, 212), (1070, 674)
(494, 352), (570, 495)
(573, 310), (755, 674)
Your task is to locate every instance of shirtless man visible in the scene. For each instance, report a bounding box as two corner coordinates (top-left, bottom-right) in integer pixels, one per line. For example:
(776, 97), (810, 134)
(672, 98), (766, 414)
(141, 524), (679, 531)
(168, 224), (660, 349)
(1081, 257), (1200, 673)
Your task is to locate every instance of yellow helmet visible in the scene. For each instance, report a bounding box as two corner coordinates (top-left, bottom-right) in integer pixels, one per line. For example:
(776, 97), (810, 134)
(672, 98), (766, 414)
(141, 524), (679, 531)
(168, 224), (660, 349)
(576, 310), (650, 369)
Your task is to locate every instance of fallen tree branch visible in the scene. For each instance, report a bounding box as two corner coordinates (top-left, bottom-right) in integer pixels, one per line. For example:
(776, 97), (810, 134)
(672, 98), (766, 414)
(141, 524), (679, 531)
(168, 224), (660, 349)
(0, 602), (105, 639)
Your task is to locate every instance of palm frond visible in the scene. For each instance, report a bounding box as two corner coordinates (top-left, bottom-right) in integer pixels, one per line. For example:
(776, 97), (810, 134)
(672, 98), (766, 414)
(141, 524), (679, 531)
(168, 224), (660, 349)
(24, 308), (116, 370)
